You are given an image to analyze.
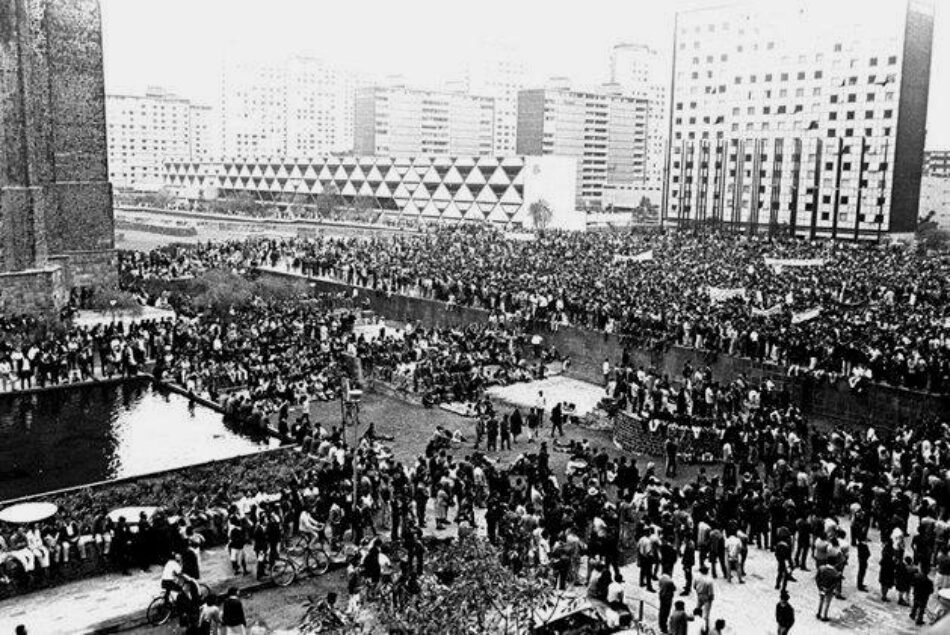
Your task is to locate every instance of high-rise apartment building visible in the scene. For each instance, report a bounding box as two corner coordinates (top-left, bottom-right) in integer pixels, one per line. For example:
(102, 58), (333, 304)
(924, 150), (950, 178)
(354, 85), (495, 157)
(610, 43), (668, 194)
(106, 87), (212, 189)
(665, 0), (934, 238)
(464, 47), (527, 156)
(219, 56), (357, 159)
(517, 81), (649, 208)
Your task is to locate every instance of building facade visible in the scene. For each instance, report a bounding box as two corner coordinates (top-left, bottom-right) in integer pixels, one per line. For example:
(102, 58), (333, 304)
(664, 0), (934, 238)
(610, 43), (668, 197)
(106, 87), (212, 189)
(0, 0), (116, 311)
(354, 85), (495, 157)
(924, 150), (950, 178)
(464, 48), (527, 156)
(516, 82), (650, 209)
(164, 155), (581, 229)
(219, 56), (357, 159)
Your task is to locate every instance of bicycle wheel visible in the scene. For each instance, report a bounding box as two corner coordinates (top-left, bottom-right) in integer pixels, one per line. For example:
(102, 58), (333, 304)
(146, 596), (173, 626)
(271, 557), (297, 587)
(305, 548), (330, 575)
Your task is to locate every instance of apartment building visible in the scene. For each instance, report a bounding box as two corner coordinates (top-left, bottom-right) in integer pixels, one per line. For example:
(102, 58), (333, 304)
(516, 81), (649, 208)
(354, 85), (495, 157)
(106, 87), (212, 189)
(665, 0), (934, 238)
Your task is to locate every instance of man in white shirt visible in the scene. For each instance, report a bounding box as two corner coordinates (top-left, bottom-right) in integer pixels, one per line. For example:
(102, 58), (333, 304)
(725, 534), (743, 583)
(161, 552), (183, 596)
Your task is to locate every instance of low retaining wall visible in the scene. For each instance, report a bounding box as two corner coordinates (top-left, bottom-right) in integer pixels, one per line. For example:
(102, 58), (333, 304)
(612, 412), (722, 461)
(0, 446), (303, 600)
(260, 270), (949, 428)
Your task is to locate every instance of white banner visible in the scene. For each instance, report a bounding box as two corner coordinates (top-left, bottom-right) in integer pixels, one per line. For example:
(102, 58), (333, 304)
(752, 304), (783, 318)
(765, 257), (826, 268)
(791, 306), (823, 324)
(707, 286), (747, 303)
(613, 249), (653, 264)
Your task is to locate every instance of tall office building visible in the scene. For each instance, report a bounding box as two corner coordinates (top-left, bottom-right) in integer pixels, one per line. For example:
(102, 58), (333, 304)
(354, 85), (495, 157)
(517, 81), (650, 208)
(106, 87), (212, 189)
(611, 44), (668, 194)
(219, 55), (357, 159)
(464, 47), (527, 156)
(665, 0), (934, 238)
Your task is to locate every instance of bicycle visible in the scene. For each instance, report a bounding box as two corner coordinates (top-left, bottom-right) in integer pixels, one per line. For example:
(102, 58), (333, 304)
(287, 532), (332, 575)
(262, 553), (298, 588)
(146, 581), (212, 626)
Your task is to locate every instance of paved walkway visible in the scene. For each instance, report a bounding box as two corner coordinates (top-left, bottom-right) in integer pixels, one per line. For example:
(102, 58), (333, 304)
(487, 374), (607, 417)
(0, 544), (252, 634)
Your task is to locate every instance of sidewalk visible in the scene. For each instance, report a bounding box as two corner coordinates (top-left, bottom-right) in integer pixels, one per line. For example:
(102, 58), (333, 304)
(0, 544), (255, 634)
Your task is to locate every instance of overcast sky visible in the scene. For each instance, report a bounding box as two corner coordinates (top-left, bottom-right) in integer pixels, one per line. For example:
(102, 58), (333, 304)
(101, 0), (949, 149)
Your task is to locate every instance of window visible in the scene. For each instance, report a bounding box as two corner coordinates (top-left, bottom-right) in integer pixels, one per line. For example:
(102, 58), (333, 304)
(830, 95), (839, 104)
(865, 110), (874, 119)
(867, 93), (876, 102)
(750, 75), (757, 83)
(829, 112), (838, 121)
(870, 57), (878, 67)
(845, 128), (854, 136)
(846, 111), (855, 120)
(822, 195), (832, 204)
(827, 129), (836, 137)
(735, 76), (742, 85)
(888, 55), (897, 65)
(767, 42), (775, 50)
(781, 73), (789, 82)
(765, 74), (773, 82)
(834, 43), (843, 52)
(798, 72), (806, 80)
(813, 87), (822, 96)
(815, 71), (823, 79)
(721, 54), (729, 62)
(848, 94), (857, 103)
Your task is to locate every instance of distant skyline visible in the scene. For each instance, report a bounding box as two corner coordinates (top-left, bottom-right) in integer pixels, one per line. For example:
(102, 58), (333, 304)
(101, 0), (950, 149)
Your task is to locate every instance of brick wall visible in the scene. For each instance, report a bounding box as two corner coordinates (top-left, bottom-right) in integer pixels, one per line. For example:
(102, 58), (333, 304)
(262, 271), (949, 429)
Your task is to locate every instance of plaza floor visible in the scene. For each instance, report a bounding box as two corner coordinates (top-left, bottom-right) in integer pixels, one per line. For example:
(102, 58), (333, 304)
(0, 382), (936, 634)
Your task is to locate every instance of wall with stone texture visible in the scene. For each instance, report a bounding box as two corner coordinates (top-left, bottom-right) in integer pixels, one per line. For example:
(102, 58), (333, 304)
(263, 271), (950, 428)
(0, 265), (67, 311)
(0, 0), (115, 311)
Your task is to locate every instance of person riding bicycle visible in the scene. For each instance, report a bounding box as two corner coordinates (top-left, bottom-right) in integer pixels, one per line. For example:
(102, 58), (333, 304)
(298, 507), (325, 547)
(161, 552), (185, 599)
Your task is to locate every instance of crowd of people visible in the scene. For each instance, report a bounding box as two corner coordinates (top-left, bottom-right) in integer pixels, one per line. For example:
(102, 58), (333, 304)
(248, 227), (950, 394)
(1, 226), (949, 634)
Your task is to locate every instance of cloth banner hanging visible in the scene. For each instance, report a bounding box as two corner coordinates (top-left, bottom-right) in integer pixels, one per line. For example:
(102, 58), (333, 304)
(791, 306), (823, 324)
(764, 257), (825, 268)
(613, 249), (653, 264)
(707, 286), (747, 303)
(752, 304), (783, 318)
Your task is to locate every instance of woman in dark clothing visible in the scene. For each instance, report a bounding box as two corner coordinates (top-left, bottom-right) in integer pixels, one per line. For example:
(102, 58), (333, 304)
(510, 408), (523, 441)
(879, 540), (896, 602)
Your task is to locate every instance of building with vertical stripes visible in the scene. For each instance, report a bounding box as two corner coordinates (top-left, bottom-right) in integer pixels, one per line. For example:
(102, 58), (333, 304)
(664, 0), (934, 239)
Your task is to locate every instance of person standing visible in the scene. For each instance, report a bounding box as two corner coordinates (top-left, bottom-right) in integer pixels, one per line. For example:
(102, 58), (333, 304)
(692, 565), (714, 634)
(658, 570), (677, 634)
(775, 590), (795, 635)
(724, 532), (743, 584)
(816, 561), (840, 622)
(535, 391), (547, 431)
(500, 415), (511, 450)
(774, 533), (793, 591)
(550, 402), (564, 438)
(221, 587), (246, 635)
(880, 539), (896, 602)
(681, 534), (696, 596)
(856, 538), (870, 592)
(638, 528), (657, 592)
(910, 566), (934, 625)
(669, 601), (689, 635)
(486, 416), (498, 452)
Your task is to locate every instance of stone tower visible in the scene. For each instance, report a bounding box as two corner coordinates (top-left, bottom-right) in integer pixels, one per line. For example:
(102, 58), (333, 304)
(0, 0), (115, 311)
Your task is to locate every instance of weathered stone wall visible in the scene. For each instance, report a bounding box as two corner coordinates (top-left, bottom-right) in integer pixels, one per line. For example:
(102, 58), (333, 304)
(0, 0), (114, 311)
(263, 271), (950, 428)
(0, 264), (67, 311)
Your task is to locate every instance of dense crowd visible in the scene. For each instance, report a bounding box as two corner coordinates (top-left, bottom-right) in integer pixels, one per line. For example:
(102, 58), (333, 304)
(251, 227), (950, 394)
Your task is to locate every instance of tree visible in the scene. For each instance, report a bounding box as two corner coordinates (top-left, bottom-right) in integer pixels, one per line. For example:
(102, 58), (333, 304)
(632, 196), (659, 224)
(529, 199), (553, 230)
(303, 534), (580, 634)
(316, 184), (342, 219)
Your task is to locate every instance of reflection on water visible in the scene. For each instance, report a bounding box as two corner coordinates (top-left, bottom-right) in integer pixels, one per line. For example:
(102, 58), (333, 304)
(0, 380), (271, 501)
